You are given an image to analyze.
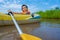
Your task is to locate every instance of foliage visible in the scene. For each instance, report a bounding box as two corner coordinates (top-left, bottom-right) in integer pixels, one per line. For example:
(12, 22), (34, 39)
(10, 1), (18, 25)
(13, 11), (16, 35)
(36, 7), (60, 19)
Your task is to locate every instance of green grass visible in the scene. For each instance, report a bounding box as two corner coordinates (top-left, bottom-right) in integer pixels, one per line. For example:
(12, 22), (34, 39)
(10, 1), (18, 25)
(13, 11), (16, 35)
(36, 9), (60, 19)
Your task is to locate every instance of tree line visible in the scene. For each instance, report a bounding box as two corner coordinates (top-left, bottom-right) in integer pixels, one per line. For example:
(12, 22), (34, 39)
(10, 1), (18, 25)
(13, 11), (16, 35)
(36, 7), (60, 19)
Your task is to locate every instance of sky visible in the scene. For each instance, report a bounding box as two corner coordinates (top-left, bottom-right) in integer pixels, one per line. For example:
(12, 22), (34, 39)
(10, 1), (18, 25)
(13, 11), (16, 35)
(0, 0), (60, 13)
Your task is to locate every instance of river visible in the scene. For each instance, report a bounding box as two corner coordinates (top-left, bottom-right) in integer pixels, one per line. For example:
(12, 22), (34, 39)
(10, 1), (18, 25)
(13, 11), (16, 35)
(0, 19), (60, 40)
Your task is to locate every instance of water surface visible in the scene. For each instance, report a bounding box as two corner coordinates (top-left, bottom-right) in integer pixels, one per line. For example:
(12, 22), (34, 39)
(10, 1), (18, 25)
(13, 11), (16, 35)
(0, 19), (60, 40)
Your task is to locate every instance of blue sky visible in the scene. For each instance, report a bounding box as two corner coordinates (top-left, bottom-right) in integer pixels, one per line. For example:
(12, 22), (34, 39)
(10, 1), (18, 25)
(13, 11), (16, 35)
(0, 0), (60, 13)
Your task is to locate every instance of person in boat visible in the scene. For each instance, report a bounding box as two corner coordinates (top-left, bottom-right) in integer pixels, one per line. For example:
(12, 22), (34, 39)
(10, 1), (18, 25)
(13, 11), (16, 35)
(8, 4), (30, 15)
(21, 4), (30, 15)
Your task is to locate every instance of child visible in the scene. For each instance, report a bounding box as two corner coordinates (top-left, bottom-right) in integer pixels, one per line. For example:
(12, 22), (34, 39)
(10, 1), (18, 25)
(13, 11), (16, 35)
(21, 4), (30, 15)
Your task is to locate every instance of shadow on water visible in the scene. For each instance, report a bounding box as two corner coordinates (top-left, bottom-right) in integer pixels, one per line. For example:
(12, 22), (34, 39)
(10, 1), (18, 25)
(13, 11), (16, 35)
(0, 19), (60, 40)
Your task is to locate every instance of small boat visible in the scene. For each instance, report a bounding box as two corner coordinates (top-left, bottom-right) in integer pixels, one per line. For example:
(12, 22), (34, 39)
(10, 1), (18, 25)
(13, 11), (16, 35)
(0, 13), (40, 26)
(0, 13), (32, 20)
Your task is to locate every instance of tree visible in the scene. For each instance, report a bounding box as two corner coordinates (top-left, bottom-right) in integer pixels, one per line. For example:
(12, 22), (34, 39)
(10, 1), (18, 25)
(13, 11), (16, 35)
(55, 7), (60, 10)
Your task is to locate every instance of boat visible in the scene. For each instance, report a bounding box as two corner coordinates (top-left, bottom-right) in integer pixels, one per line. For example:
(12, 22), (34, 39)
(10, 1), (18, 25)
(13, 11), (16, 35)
(0, 13), (40, 26)
(0, 13), (32, 20)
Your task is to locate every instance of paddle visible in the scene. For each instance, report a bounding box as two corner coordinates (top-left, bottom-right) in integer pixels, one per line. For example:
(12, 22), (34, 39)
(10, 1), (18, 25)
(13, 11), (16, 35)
(9, 12), (42, 40)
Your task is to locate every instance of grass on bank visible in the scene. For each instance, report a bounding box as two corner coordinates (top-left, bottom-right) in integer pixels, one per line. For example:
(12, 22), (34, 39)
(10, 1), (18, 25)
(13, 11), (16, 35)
(36, 8), (60, 19)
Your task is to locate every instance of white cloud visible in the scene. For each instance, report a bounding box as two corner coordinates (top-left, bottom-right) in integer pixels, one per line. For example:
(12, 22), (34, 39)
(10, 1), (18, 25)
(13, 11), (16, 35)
(0, 0), (4, 2)
(2, 4), (21, 9)
(42, 2), (49, 5)
(0, 3), (22, 13)
(28, 5), (39, 13)
(6, 2), (10, 5)
(13, 0), (21, 4)
(51, 5), (58, 8)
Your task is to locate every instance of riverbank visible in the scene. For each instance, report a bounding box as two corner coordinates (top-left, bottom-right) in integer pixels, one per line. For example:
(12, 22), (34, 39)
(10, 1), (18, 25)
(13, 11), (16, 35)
(40, 19), (60, 24)
(36, 9), (60, 19)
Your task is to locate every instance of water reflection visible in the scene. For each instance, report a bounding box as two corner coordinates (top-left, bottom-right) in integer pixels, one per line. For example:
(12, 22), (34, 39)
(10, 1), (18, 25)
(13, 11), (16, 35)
(0, 19), (60, 40)
(31, 19), (60, 40)
(0, 22), (40, 40)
